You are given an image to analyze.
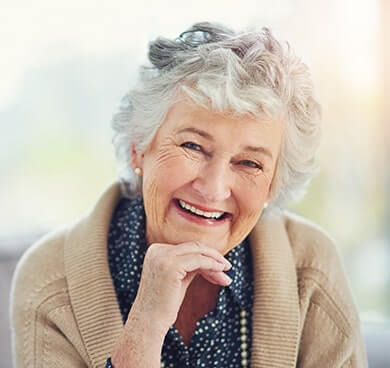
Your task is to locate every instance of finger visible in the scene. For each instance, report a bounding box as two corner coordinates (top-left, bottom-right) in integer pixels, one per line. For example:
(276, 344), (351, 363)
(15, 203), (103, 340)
(178, 254), (227, 274)
(200, 270), (232, 286)
(171, 241), (232, 269)
(147, 242), (229, 267)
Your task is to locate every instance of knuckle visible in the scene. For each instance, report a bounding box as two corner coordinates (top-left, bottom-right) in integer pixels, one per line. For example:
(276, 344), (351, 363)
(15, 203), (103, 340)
(156, 256), (173, 274)
(146, 243), (160, 254)
(144, 243), (177, 275)
(193, 240), (202, 249)
(193, 241), (205, 252)
(144, 247), (159, 267)
(145, 243), (164, 261)
(199, 255), (212, 268)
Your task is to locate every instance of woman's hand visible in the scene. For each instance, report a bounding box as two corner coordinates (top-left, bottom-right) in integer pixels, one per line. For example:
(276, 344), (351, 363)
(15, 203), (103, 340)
(111, 241), (231, 368)
(133, 241), (232, 331)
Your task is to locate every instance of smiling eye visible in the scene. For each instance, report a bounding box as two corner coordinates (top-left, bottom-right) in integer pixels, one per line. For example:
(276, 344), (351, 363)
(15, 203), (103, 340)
(181, 141), (203, 152)
(240, 160), (263, 170)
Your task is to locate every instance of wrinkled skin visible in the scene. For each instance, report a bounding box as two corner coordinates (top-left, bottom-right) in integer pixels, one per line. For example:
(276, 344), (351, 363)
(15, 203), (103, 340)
(112, 97), (283, 367)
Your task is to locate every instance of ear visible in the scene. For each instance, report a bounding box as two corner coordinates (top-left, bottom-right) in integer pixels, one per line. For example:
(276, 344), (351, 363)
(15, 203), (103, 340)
(130, 144), (144, 171)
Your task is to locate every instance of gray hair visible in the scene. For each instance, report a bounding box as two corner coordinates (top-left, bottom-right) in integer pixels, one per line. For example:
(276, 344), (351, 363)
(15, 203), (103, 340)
(111, 22), (321, 214)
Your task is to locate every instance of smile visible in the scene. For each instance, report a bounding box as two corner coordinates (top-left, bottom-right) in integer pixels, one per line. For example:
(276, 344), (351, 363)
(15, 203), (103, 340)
(178, 199), (224, 219)
(175, 199), (230, 221)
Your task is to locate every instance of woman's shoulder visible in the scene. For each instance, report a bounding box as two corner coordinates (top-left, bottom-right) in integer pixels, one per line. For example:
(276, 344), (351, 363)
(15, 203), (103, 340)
(10, 217), (92, 317)
(282, 211), (341, 271)
(282, 212), (353, 303)
(283, 212), (362, 331)
(11, 226), (70, 304)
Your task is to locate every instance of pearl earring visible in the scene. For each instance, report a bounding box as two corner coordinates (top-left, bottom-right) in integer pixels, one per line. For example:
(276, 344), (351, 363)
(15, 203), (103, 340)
(134, 167), (142, 176)
(263, 202), (268, 209)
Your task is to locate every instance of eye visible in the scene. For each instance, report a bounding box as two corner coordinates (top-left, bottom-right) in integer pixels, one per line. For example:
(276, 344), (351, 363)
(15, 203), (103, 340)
(239, 160), (263, 171)
(180, 141), (203, 152)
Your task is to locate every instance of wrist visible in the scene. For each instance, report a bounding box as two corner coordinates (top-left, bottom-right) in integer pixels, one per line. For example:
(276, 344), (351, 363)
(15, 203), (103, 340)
(111, 315), (164, 368)
(126, 311), (167, 342)
(111, 301), (168, 368)
(129, 299), (171, 339)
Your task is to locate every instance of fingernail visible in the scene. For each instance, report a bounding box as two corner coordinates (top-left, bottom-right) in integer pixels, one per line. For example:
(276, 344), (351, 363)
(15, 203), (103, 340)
(216, 262), (225, 270)
(224, 259), (232, 270)
(223, 273), (232, 284)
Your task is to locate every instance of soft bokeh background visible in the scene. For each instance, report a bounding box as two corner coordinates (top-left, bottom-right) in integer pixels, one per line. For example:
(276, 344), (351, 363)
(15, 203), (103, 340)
(1, 0), (389, 363)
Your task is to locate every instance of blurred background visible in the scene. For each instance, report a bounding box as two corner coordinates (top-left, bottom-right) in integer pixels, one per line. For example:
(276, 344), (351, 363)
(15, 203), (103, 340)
(0, 0), (389, 365)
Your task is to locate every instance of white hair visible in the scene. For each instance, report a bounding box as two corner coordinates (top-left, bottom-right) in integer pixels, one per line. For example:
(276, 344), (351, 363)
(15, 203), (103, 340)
(111, 22), (321, 214)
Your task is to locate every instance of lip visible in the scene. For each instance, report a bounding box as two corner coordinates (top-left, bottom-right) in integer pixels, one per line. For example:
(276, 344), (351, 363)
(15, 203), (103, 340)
(173, 199), (232, 226)
(175, 198), (228, 214)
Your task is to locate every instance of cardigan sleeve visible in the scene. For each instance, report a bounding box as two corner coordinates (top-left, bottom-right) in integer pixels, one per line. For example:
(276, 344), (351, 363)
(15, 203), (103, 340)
(11, 276), (90, 367)
(297, 287), (367, 367)
(284, 214), (368, 367)
(296, 262), (367, 367)
(10, 232), (91, 368)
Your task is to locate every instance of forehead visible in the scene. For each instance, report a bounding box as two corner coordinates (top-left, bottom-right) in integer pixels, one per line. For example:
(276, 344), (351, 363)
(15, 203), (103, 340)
(156, 97), (284, 151)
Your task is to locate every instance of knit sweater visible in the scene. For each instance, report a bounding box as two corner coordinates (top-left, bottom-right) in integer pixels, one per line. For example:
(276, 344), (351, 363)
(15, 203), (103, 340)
(10, 182), (368, 368)
(106, 196), (255, 367)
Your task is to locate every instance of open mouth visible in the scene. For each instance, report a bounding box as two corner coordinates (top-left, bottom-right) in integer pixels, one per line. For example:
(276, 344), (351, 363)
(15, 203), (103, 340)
(174, 199), (231, 221)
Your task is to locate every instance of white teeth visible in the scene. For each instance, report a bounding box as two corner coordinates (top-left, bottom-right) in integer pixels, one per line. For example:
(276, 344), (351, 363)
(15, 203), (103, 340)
(178, 200), (224, 219)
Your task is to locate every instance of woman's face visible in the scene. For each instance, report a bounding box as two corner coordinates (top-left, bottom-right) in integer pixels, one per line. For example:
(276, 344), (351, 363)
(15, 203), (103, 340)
(133, 97), (283, 254)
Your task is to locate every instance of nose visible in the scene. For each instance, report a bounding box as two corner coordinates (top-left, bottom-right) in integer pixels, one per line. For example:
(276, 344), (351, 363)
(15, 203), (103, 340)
(192, 158), (232, 203)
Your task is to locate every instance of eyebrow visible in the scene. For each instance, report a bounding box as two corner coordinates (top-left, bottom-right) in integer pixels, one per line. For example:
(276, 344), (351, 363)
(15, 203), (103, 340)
(177, 126), (274, 160)
(243, 145), (274, 160)
(177, 127), (214, 141)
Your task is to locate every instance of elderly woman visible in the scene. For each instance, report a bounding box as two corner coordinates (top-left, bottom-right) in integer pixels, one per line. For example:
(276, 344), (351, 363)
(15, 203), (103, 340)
(11, 22), (367, 367)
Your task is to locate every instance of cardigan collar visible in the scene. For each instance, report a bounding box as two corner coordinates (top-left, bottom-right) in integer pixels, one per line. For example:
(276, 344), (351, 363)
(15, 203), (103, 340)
(249, 215), (300, 367)
(64, 182), (300, 368)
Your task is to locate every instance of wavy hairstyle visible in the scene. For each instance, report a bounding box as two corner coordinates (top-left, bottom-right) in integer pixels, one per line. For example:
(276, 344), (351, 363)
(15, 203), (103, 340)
(112, 22), (321, 214)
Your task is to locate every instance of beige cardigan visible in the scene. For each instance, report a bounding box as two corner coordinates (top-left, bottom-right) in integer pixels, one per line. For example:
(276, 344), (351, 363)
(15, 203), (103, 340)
(11, 183), (367, 367)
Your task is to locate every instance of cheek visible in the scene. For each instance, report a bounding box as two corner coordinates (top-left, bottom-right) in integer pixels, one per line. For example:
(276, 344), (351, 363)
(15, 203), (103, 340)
(229, 179), (270, 243)
(237, 173), (271, 212)
(238, 190), (264, 224)
(142, 149), (200, 207)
